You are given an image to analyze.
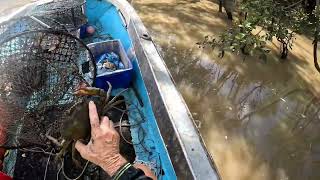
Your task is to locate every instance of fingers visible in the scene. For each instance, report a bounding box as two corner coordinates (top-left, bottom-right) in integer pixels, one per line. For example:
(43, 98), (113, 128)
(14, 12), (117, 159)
(75, 141), (89, 159)
(89, 101), (100, 134)
(100, 116), (110, 131)
(133, 164), (157, 180)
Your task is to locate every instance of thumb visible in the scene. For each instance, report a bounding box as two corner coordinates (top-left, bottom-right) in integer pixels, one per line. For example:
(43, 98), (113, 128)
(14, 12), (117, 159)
(75, 140), (89, 159)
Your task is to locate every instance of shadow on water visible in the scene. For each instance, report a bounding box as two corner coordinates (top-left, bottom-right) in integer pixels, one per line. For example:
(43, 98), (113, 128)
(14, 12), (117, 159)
(133, 0), (320, 179)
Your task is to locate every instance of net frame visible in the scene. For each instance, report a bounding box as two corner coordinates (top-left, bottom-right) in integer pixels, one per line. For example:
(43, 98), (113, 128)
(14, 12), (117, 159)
(28, 0), (87, 31)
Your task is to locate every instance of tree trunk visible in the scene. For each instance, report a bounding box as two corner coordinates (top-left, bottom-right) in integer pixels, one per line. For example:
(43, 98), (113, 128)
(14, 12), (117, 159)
(219, 0), (223, 12)
(314, 0), (320, 73)
(313, 37), (320, 73)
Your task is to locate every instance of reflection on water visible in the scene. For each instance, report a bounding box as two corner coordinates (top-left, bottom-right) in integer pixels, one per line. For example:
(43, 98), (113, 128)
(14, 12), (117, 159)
(133, 0), (320, 179)
(163, 46), (320, 180)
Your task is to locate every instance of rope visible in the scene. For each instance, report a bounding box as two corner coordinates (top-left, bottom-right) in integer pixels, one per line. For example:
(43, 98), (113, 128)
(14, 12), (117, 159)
(43, 149), (54, 180)
(119, 111), (133, 145)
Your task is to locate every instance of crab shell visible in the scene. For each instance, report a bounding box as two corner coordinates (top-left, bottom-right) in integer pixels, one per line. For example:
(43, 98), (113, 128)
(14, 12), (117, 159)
(61, 100), (91, 141)
(61, 96), (106, 141)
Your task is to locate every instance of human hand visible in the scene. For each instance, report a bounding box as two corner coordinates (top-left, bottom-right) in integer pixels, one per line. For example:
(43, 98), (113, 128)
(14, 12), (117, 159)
(75, 101), (128, 176)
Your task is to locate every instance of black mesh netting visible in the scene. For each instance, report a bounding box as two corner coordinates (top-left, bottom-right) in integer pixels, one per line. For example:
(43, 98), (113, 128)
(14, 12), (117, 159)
(28, 0), (87, 31)
(0, 16), (68, 41)
(0, 29), (96, 149)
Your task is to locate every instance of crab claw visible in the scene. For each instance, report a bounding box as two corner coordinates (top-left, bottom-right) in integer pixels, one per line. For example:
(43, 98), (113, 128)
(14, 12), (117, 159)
(73, 82), (112, 102)
(73, 87), (106, 97)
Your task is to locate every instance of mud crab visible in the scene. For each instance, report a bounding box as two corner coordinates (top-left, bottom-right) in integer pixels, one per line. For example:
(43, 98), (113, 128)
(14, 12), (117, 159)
(46, 82), (127, 167)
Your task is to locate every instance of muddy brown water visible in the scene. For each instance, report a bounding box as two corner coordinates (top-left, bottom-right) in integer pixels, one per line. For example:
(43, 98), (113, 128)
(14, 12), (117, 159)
(132, 0), (320, 180)
(2, 0), (320, 179)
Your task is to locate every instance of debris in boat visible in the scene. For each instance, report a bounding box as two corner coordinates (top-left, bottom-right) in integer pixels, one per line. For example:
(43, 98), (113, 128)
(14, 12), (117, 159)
(97, 52), (125, 74)
(103, 61), (117, 71)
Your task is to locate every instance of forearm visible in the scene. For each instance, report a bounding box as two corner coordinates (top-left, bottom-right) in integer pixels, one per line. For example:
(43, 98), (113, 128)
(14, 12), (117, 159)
(100, 154), (128, 176)
(100, 155), (156, 180)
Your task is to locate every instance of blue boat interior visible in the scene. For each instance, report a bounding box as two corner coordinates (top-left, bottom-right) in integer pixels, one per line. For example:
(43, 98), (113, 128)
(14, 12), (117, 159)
(84, 0), (176, 179)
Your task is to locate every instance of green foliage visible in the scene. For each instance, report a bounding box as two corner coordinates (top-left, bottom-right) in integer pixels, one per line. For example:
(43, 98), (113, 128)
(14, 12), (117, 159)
(313, 5), (320, 72)
(315, 6), (320, 37)
(202, 0), (319, 65)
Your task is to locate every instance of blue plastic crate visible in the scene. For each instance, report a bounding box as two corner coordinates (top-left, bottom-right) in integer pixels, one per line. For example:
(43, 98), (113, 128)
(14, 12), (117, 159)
(87, 40), (133, 90)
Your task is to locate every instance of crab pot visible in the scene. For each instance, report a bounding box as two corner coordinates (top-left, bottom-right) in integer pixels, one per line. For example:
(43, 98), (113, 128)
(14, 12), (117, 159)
(87, 40), (133, 90)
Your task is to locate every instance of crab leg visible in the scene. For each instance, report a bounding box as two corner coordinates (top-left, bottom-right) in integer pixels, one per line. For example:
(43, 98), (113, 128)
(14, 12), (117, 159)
(105, 81), (112, 105)
(107, 88), (128, 106)
(102, 99), (125, 114)
(55, 140), (72, 162)
(45, 130), (62, 147)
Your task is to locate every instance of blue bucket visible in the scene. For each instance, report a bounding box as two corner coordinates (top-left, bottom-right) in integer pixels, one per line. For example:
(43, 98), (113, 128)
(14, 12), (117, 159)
(87, 40), (133, 90)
